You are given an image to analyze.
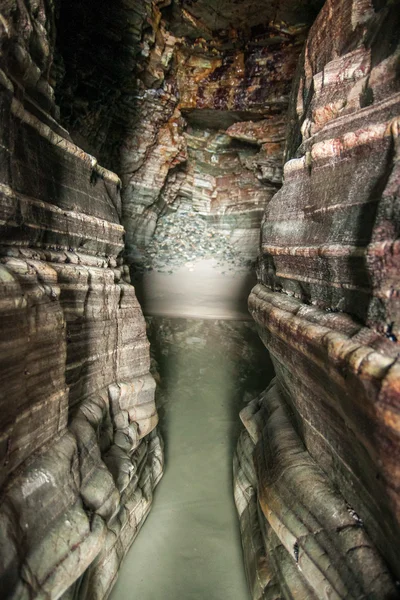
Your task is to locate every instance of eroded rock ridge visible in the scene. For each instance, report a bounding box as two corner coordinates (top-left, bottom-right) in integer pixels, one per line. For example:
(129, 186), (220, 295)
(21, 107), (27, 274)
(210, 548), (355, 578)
(238, 0), (400, 597)
(0, 0), (399, 598)
(0, 2), (162, 598)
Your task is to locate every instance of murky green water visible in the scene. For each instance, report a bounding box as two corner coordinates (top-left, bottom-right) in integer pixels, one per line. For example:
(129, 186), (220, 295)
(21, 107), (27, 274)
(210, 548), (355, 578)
(110, 318), (273, 600)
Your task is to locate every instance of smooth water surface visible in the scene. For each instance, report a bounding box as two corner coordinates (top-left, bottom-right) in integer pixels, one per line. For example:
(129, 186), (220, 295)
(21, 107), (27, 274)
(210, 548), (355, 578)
(110, 318), (273, 600)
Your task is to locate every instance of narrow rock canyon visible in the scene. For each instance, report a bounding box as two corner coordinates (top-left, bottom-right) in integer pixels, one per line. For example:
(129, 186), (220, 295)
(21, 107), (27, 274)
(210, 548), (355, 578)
(0, 0), (399, 598)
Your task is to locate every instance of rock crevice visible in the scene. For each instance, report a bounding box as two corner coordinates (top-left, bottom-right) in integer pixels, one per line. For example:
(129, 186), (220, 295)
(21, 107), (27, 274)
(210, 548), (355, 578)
(0, 0), (399, 598)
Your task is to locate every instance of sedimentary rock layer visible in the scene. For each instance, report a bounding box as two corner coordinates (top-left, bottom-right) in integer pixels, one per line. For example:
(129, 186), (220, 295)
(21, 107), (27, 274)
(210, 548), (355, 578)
(176, 27), (304, 115)
(238, 0), (400, 597)
(148, 23), (310, 271)
(55, 0), (187, 265)
(249, 284), (400, 575)
(235, 381), (397, 599)
(262, 0), (400, 335)
(0, 2), (162, 598)
(55, 2), (321, 274)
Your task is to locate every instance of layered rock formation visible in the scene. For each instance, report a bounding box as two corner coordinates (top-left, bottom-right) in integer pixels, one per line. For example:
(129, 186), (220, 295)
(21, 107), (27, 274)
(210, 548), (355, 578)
(238, 0), (400, 597)
(55, 0), (188, 266)
(55, 0), (321, 274)
(235, 381), (398, 599)
(138, 23), (308, 271)
(1, 0), (399, 598)
(0, 1), (162, 598)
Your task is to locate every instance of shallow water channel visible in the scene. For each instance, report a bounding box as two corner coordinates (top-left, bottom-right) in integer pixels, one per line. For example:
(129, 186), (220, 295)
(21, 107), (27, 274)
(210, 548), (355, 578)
(110, 318), (273, 600)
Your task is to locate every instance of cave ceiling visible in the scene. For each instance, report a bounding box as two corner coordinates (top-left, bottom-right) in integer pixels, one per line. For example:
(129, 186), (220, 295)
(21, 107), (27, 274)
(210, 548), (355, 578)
(167, 0), (324, 39)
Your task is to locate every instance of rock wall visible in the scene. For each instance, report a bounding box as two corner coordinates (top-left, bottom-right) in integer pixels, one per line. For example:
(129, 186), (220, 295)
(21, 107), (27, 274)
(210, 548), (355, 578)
(0, 1), (162, 598)
(55, 1), (321, 275)
(235, 381), (398, 599)
(156, 24), (307, 270)
(54, 0), (188, 268)
(238, 0), (400, 596)
(132, 20), (320, 277)
(2, 0), (399, 598)
(53, 1), (324, 277)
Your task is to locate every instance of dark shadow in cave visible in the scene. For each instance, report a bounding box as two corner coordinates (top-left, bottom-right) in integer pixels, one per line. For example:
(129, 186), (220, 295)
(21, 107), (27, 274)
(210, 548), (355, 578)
(54, 0), (144, 169)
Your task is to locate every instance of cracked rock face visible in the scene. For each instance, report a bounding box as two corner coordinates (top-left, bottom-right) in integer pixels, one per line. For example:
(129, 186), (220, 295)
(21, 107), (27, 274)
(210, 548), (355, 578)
(0, 1), (162, 598)
(169, 0), (322, 38)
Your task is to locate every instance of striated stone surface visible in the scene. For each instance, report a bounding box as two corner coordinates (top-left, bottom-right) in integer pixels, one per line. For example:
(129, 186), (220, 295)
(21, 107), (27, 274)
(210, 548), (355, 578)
(0, 1), (162, 598)
(122, 100), (187, 260)
(249, 285), (400, 576)
(236, 380), (398, 599)
(128, 21), (314, 275)
(262, 0), (400, 335)
(54, 2), (321, 275)
(55, 0), (156, 162)
(138, 124), (279, 273)
(53, 1), (324, 279)
(147, 24), (310, 273)
(176, 28), (303, 115)
(54, 0), (188, 267)
(237, 0), (400, 597)
(2, 0), (399, 599)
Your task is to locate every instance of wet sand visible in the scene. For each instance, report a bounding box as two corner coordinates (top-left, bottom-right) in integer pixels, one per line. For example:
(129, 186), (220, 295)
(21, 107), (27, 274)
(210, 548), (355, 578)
(110, 319), (273, 600)
(132, 259), (256, 320)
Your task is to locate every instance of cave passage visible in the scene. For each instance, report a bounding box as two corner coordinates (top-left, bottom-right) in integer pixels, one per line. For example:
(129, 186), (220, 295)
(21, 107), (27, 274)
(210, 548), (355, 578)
(1, 0), (399, 598)
(110, 318), (273, 600)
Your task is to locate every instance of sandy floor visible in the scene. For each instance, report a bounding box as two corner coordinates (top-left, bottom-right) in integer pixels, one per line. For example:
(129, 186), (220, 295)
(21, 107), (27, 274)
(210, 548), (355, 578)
(110, 319), (273, 600)
(132, 259), (257, 320)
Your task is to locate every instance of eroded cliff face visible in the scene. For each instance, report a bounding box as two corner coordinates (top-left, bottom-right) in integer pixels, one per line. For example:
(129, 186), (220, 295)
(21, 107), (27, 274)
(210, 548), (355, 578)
(239, 0), (400, 597)
(0, 2), (162, 598)
(133, 22), (311, 273)
(54, 1), (322, 275)
(1, 0), (399, 598)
